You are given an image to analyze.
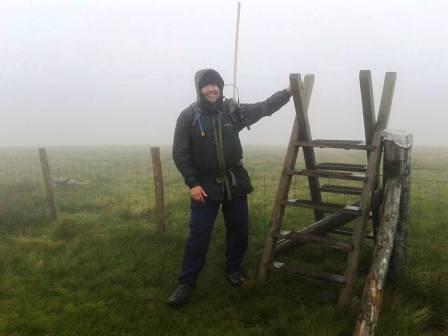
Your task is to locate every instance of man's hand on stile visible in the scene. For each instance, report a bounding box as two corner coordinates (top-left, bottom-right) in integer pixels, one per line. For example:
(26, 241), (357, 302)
(191, 185), (208, 203)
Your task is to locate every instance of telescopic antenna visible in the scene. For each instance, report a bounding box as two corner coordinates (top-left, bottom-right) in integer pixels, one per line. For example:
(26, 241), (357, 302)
(232, 2), (241, 99)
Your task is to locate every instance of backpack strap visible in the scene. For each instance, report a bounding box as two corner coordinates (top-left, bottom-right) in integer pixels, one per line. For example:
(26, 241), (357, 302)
(192, 103), (206, 137)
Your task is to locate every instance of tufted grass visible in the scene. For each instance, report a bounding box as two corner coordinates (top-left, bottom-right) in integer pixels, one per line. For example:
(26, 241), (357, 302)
(0, 145), (447, 335)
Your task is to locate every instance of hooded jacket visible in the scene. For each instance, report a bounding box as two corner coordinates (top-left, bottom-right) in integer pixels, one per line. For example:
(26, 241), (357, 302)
(173, 69), (291, 200)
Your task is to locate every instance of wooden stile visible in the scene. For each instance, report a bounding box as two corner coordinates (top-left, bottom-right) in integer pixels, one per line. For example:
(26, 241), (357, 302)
(257, 71), (403, 321)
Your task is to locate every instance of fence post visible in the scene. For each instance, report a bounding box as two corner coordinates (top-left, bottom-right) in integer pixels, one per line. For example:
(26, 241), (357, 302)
(353, 178), (402, 336)
(383, 130), (413, 280)
(353, 130), (412, 336)
(38, 147), (59, 221)
(150, 147), (166, 232)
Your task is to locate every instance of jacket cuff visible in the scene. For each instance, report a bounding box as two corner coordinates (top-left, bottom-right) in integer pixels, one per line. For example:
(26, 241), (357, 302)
(281, 88), (292, 99)
(185, 176), (199, 189)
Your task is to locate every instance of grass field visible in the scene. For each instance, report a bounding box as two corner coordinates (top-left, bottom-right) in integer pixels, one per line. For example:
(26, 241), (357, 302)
(0, 145), (447, 336)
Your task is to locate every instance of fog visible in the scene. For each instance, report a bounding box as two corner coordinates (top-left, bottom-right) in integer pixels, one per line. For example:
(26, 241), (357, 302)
(1, 0), (447, 147)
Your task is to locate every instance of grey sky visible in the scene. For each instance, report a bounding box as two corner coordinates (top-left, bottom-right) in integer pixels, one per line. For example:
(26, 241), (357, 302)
(1, 0), (447, 146)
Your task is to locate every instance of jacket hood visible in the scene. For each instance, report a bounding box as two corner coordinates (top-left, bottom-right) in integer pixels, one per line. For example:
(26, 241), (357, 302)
(194, 69), (224, 111)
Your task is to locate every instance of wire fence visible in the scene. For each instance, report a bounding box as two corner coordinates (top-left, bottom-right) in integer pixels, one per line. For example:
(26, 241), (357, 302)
(0, 147), (447, 250)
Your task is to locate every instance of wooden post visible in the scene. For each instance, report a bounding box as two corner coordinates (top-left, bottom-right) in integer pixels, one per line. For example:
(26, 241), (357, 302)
(359, 70), (376, 147)
(290, 73), (324, 221)
(38, 148), (58, 221)
(353, 130), (412, 336)
(151, 147), (166, 233)
(353, 178), (401, 336)
(383, 130), (413, 280)
(257, 74), (315, 282)
(359, 71), (381, 240)
(339, 72), (397, 307)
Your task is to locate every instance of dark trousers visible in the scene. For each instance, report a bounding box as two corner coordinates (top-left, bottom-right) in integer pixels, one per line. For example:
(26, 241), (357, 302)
(178, 195), (249, 287)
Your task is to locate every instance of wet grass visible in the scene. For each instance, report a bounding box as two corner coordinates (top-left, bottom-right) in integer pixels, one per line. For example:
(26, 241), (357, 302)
(0, 145), (447, 335)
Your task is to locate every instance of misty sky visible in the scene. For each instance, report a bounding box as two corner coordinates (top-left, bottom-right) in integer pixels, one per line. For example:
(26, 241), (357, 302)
(1, 0), (447, 147)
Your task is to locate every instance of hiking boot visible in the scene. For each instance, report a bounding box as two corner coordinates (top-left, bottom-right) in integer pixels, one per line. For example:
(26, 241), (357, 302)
(167, 284), (193, 308)
(226, 272), (245, 287)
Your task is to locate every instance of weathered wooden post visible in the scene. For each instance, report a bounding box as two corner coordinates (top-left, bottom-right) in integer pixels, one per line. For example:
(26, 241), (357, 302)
(384, 131), (412, 280)
(150, 147), (166, 233)
(353, 130), (412, 336)
(38, 148), (59, 221)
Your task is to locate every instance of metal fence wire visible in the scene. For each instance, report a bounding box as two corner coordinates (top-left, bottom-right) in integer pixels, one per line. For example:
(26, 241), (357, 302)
(0, 148), (447, 249)
(0, 153), (47, 234)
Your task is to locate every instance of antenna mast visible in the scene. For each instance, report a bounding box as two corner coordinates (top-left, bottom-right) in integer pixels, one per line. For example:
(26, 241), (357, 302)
(232, 2), (241, 99)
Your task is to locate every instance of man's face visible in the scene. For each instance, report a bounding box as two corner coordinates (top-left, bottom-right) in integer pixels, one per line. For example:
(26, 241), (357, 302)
(200, 84), (220, 103)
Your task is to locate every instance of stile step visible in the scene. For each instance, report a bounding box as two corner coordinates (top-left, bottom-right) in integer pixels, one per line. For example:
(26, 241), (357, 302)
(283, 199), (362, 215)
(268, 262), (346, 285)
(319, 184), (363, 196)
(330, 228), (375, 240)
(295, 139), (375, 150)
(316, 162), (367, 172)
(287, 169), (367, 182)
(272, 231), (352, 252)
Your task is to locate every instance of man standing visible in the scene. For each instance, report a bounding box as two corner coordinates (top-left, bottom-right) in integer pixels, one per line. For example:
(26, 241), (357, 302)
(168, 68), (291, 307)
